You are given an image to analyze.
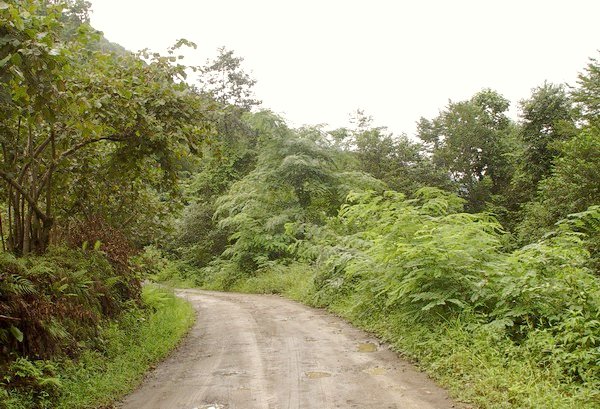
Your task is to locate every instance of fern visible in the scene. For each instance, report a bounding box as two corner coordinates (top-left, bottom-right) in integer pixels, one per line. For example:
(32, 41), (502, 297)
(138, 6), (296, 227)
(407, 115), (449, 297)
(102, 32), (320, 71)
(3, 275), (37, 296)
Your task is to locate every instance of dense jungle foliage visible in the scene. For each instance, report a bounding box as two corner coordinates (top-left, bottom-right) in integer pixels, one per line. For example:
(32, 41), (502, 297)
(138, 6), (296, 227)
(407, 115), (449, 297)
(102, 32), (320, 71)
(0, 1), (199, 407)
(1, 1), (599, 408)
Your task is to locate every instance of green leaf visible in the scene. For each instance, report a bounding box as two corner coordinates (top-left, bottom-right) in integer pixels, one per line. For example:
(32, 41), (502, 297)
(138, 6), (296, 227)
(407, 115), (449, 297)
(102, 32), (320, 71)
(10, 326), (24, 342)
(0, 54), (10, 67)
(14, 15), (24, 31)
(11, 52), (22, 66)
(39, 377), (62, 388)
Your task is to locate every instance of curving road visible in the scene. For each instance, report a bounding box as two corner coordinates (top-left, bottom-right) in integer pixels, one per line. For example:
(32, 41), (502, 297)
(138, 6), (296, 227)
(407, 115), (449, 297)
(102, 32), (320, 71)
(119, 289), (460, 409)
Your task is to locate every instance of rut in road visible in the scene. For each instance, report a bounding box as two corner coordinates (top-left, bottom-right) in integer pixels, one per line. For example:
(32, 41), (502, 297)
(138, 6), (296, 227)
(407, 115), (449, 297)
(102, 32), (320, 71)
(119, 289), (461, 409)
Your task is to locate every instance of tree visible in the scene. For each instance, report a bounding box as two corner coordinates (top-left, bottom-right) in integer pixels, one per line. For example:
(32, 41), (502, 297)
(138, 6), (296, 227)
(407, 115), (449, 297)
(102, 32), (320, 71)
(517, 56), (600, 243)
(345, 111), (451, 195)
(198, 47), (261, 110)
(169, 48), (264, 264)
(517, 127), (600, 243)
(518, 82), (575, 186)
(573, 54), (600, 125)
(194, 48), (262, 188)
(199, 112), (382, 277)
(0, 1), (212, 254)
(417, 89), (515, 211)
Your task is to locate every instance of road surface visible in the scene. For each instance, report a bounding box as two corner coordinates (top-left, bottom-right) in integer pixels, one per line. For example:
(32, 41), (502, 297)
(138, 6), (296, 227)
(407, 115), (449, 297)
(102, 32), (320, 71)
(120, 289), (460, 409)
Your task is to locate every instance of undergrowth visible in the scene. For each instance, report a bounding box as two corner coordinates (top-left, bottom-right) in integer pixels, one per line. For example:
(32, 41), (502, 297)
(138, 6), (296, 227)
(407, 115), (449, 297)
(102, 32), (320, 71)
(0, 247), (139, 360)
(331, 297), (599, 409)
(1, 285), (195, 409)
(228, 262), (314, 302)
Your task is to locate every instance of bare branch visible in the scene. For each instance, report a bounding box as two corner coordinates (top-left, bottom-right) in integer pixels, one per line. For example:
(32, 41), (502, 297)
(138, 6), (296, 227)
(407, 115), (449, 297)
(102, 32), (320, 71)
(0, 314), (21, 322)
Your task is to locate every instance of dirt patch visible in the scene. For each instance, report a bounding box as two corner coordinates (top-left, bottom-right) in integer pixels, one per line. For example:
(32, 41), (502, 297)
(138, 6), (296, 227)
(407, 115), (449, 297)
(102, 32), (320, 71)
(364, 366), (387, 375)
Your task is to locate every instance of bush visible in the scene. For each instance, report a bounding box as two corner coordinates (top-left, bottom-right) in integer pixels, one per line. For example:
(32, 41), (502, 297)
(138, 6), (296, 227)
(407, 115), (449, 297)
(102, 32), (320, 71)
(0, 286), (195, 409)
(58, 216), (140, 299)
(0, 247), (140, 361)
(0, 358), (61, 409)
(132, 246), (199, 287)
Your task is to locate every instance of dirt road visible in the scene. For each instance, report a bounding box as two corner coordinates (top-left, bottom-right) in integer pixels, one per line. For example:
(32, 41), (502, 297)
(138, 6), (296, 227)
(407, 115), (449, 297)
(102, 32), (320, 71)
(120, 289), (459, 409)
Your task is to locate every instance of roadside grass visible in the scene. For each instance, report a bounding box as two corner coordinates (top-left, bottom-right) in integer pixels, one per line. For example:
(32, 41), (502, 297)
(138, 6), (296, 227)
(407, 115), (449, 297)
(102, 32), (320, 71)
(54, 285), (195, 408)
(331, 299), (599, 409)
(228, 263), (314, 302)
(205, 265), (599, 409)
(149, 261), (198, 289)
(153, 275), (197, 289)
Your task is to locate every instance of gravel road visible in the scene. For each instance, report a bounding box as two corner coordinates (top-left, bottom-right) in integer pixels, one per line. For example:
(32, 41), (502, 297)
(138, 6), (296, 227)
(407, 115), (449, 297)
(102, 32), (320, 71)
(119, 289), (460, 409)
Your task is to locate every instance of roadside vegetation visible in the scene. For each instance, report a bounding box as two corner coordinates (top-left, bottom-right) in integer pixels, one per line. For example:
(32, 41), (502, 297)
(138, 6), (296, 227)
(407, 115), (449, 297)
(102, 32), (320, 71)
(2, 285), (194, 409)
(1, 1), (199, 407)
(55, 285), (194, 409)
(1, 1), (598, 408)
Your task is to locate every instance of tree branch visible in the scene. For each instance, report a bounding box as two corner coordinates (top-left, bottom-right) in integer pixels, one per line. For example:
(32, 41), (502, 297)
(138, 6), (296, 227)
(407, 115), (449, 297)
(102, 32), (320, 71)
(0, 314), (21, 322)
(56, 135), (125, 163)
(0, 170), (50, 223)
(35, 135), (128, 198)
(17, 135), (53, 184)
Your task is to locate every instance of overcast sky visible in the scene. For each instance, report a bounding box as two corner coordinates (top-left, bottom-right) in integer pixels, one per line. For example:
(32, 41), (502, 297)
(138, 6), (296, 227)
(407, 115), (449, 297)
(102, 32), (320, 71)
(89, 0), (600, 137)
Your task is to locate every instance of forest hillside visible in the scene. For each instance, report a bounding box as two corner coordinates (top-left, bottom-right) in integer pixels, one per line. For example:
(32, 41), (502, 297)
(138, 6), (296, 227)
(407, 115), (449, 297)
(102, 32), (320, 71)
(0, 1), (598, 408)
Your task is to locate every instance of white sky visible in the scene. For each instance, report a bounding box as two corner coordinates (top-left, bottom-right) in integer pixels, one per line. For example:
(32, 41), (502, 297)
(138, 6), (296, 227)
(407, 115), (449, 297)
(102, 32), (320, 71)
(89, 0), (600, 137)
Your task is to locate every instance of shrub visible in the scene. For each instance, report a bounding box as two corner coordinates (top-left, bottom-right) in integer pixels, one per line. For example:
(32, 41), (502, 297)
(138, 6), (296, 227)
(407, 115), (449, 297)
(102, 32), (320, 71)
(0, 247), (140, 361)
(306, 189), (599, 389)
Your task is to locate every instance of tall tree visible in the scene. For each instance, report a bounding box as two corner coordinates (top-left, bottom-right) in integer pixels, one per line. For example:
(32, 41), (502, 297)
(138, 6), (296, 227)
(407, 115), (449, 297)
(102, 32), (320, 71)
(417, 89), (515, 211)
(170, 48), (264, 265)
(517, 54), (600, 243)
(198, 47), (261, 110)
(518, 82), (575, 186)
(336, 111), (451, 196)
(573, 54), (600, 125)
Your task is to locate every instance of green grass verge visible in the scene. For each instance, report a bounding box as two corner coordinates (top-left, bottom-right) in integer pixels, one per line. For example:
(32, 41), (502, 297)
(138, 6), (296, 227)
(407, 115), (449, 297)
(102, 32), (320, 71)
(55, 285), (195, 408)
(330, 299), (599, 409)
(227, 263), (313, 301)
(2, 285), (195, 409)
